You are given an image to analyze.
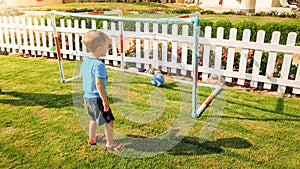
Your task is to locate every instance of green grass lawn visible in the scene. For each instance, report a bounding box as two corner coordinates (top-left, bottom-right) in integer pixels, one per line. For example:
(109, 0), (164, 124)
(0, 55), (300, 168)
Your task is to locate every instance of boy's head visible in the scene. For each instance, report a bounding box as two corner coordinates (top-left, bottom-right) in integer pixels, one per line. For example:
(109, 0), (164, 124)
(82, 30), (110, 58)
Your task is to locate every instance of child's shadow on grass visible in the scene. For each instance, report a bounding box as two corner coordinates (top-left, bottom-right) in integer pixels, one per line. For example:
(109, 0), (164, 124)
(120, 134), (251, 156)
(169, 136), (252, 156)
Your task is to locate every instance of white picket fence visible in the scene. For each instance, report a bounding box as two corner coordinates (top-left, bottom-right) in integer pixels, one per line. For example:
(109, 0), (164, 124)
(1, 15), (300, 94)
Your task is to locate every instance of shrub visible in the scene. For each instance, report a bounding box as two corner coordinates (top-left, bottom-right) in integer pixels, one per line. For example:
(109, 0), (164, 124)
(234, 21), (258, 41)
(212, 20), (233, 39)
(170, 8), (192, 14)
(201, 10), (215, 15)
(200, 19), (214, 36)
(222, 10), (236, 15)
(259, 22), (299, 45)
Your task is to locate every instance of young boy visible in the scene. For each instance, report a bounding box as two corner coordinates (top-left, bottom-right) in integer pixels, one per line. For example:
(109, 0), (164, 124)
(80, 30), (126, 152)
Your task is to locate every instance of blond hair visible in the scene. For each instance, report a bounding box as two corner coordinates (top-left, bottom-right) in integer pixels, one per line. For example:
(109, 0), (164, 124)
(82, 30), (110, 56)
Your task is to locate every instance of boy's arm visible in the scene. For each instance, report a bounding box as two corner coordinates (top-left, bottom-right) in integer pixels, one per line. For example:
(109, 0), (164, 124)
(96, 77), (109, 112)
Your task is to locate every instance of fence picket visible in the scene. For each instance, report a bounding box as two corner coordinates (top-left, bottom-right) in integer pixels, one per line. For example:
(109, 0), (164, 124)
(67, 20), (73, 60)
(74, 20), (80, 60)
(153, 23), (159, 69)
(47, 18), (54, 58)
(34, 18), (41, 56)
(225, 28), (237, 83)
(40, 18), (47, 57)
(278, 33), (297, 93)
(60, 19), (67, 59)
(264, 31), (281, 89)
(21, 17), (29, 54)
(181, 25), (189, 76)
(15, 16), (22, 54)
(81, 20), (88, 59)
(28, 18), (35, 56)
(237, 29), (251, 85)
(250, 30), (265, 88)
(9, 16), (16, 53)
(171, 24), (178, 74)
(293, 59), (300, 94)
(202, 26), (212, 81)
(161, 24), (168, 72)
(103, 21), (110, 64)
(111, 22), (118, 67)
(215, 27), (224, 73)
(135, 22), (142, 70)
(143, 23), (150, 70)
(3, 16), (10, 53)
(0, 17), (3, 52)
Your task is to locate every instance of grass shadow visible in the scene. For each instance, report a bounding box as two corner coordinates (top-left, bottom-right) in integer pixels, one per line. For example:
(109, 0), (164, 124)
(226, 98), (300, 119)
(169, 136), (252, 156)
(0, 91), (73, 108)
(116, 132), (251, 156)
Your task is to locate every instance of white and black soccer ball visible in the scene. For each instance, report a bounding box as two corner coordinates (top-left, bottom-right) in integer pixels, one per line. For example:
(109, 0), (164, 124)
(151, 73), (164, 87)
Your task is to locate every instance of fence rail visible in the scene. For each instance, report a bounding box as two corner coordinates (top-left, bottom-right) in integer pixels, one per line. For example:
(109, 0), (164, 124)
(1, 15), (300, 94)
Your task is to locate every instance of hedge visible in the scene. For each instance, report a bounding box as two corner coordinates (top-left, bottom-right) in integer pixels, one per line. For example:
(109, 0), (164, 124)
(200, 19), (300, 45)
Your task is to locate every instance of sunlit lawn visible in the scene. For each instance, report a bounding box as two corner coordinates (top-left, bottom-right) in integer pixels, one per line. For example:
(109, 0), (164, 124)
(0, 55), (299, 168)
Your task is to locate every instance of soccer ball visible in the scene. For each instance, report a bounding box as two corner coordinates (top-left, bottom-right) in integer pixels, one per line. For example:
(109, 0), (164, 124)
(151, 73), (164, 87)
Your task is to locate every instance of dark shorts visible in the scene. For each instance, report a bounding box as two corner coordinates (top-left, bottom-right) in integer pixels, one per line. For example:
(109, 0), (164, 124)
(84, 97), (115, 126)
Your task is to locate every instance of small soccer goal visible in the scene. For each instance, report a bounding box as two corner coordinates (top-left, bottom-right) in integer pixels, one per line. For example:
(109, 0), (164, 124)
(50, 10), (221, 118)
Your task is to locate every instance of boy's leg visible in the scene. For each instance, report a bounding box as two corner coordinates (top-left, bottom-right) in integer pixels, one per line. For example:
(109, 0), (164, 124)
(104, 121), (126, 152)
(105, 121), (114, 148)
(89, 120), (97, 142)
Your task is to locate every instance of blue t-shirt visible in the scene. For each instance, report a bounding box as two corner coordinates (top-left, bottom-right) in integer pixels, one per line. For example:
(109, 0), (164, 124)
(80, 58), (108, 98)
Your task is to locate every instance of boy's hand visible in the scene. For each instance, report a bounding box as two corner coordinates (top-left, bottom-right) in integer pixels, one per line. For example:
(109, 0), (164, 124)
(103, 101), (109, 112)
